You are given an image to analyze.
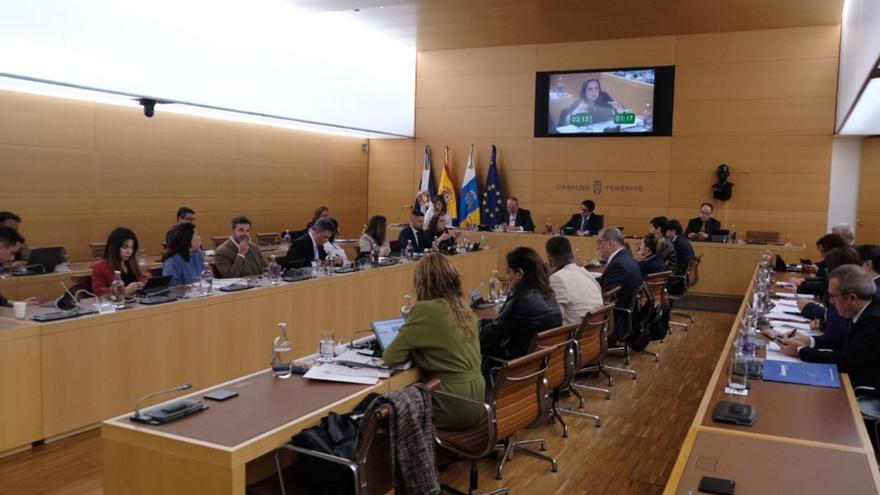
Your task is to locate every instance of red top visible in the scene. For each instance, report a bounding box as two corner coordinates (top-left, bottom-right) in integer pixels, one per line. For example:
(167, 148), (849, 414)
(91, 259), (145, 296)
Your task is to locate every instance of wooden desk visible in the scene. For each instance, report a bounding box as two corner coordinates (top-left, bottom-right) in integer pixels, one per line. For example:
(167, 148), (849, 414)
(390, 227), (805, 296)
(664, 267), (880, 494)
(101, 368), (416, 495)
(0, 249), (496, 456)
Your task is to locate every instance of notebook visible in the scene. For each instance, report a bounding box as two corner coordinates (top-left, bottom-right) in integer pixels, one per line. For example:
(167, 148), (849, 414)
(762, 360), (841, 388)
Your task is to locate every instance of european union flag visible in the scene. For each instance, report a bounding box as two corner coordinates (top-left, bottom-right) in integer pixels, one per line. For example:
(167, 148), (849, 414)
(481, 145), (504, 229)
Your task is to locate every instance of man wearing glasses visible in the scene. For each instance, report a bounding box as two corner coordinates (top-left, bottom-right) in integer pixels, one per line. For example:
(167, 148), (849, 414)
(780, 265), (880, 388)
(685, 203), (721, 240)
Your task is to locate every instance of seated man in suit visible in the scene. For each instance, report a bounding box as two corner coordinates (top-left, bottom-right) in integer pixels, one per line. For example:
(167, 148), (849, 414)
(0, 211), (29, 263)
(398, 210), (429, 254)
(597, 228), (643, 342)
(284, 218), (334, 269)
(546, 236), (602, 325)
(668, 220), (695, 295)
(0, 226), (25, 306)
(685, 203), (721, 240)
(213, 216), (265, 278)
(649, 216), (677, 274)
(562, 199), (604, 236)
(856, 244), (880, 295)
(497, 197), (535, 232)
(832, 223), (855, 246)
(164, 206), (195, 248)
(780, 265), (880, 388)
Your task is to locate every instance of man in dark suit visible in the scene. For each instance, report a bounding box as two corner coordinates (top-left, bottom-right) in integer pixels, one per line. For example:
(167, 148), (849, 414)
(855, 244), (880, 295)
(284, 218), (334, 269)
(0, 226), (25, 307)
(685, 203), (721, 240)
(562, 199), (604, 236)
(781, 265), (880, 388)
(668, 220), (695, 295)
(398, 210), (429, 254)
(649, 216), (677, 274)
(497, 197), (535, 232)
(597, 228), (643, 341)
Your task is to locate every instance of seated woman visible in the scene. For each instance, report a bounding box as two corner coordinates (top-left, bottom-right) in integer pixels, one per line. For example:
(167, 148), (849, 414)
(305, 205), (330, 230)
(323, 218), (349, 264)
(480, 247), (562, 366)
(382, 253), (485, 430)
(557, 78), (624, 127)
(426, 214), (458, 253)
(634, 233), (667, 278)
(797, 247), (862, 339)
(424, 195), (452, 230)
(91, 227), (146, 296)
(162, 223), (206, 286)
(357, 215), (390, 259)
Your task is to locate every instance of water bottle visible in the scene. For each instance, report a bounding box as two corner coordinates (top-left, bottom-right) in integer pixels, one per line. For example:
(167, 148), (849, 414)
(479, 234), (488, 250)
(401, 294), (412, 319)
(575, 248), (582, 266)
(371, 244), (380, 265)
(462, 232), (471, 252)
(267, 255), (281, 285)
(110, 270), (126, 309)
(730, 224), (737, 243)
(200, 261), (213, 296)
(271, 323), (293, 379)
(404, 240), (413, 259)
(545, 217), (553, 235)
(488, 270), (499, 302)
(282, 230), (292, 247)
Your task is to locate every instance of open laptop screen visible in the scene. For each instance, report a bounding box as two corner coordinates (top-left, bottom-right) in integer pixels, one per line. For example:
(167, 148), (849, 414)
(370, 317), (405, 351)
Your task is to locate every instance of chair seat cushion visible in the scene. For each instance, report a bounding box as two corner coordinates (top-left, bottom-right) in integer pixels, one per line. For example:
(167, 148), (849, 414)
(437, 419), (491, 457)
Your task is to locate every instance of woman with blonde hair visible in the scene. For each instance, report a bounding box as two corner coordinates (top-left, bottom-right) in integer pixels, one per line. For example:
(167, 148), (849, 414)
(382, 253), (485, 429)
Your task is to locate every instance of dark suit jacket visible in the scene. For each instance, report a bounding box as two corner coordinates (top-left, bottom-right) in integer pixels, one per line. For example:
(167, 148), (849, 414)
(671, 236), (694, 277)
(284, 233), (326, 269)
(799, 298), (880, 388)
(498, 208), (535, 232)
(397, 225), (429, 253)
(480, 287), (562, 362)
(638, 257), (667, 279)
(563, 213), (604, 235)
(685, 217), (721, 236)
(599, 249), (643, 340)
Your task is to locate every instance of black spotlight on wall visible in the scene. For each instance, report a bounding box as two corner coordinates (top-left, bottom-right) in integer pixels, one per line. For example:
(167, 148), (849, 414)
(138, 98), (157, 118)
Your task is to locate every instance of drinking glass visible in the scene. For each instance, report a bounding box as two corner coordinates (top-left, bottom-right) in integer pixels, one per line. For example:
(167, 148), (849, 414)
(496, 279), (510, 304)
(727, 352), (749, 391)
(318, 331), (336, 362)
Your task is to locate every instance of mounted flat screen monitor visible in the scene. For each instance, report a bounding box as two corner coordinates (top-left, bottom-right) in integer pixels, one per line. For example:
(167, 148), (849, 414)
(535, 66), (675, 137)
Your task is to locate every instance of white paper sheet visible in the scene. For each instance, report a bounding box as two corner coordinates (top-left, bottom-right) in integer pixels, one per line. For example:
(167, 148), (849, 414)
(303, 364), (382, 385)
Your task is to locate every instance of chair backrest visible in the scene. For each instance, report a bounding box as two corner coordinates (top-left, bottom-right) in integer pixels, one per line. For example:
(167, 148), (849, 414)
(89, 242), (106, 261)
(687, 254), (702, 288)
(148, 267), (164, 278)
(574, 304), (614, 368)
(528, 324), (578, 391)
(645, 271), (671, 310)
(256, 232), (278, 245)
(211, 236), (227, 250)
(745, 231), (780, 244)
(358, 379), (440, 495)
(69, 274), (93, 295)
(602, 285), (621, 305)
(489, 347), (553, 440)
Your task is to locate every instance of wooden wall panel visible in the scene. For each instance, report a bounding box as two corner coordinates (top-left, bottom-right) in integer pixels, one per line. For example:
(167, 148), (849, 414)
(0, 90), (368, 262)
(366, 25), (837, 251)
(367, 139), (416, 224)
(858, 138), (880, 242)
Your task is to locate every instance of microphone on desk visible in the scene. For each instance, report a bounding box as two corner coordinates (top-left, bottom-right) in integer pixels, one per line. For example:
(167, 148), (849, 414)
(132, 383), (192, 421)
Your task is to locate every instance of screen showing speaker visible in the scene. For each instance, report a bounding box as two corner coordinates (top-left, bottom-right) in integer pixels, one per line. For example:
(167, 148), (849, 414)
(534, 66), (675, 137)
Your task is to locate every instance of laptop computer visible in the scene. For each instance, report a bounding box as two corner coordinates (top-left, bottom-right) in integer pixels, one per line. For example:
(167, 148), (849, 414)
(13, 246), (66, 275)
(137, 275), (172, 297)
(370, 317), (405, 351)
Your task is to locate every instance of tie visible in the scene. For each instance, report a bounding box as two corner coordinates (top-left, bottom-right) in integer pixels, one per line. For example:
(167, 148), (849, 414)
(581, 216), (587, 231)
(700, 221), (706, 233)
(413, 228), (419, 249)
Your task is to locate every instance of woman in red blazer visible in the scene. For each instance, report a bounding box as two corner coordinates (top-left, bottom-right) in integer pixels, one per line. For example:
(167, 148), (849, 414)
(91, 227), (146, 296)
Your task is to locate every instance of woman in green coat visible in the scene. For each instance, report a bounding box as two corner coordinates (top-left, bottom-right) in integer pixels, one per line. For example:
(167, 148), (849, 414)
(383, 253), (486, 430)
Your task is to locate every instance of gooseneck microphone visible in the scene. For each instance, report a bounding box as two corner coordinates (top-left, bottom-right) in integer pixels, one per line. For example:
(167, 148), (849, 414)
(132, 383), (192, 420)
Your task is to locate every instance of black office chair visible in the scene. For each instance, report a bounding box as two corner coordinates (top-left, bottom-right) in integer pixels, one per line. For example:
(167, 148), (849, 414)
(855, 386), (880, 461)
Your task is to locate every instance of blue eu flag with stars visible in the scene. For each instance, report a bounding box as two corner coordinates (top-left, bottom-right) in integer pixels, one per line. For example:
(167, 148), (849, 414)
(481, 145), (504, 229)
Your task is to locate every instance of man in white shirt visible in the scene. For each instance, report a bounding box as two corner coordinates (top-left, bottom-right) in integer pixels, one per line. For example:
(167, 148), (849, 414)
(546, 236), (603, 325)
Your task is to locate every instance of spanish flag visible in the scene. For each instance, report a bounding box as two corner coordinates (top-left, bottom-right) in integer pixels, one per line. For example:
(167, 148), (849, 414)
(439, 146), (458, 225)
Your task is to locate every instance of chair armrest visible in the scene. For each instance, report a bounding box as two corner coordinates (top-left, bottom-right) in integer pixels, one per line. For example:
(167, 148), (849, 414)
(613, 307), (632, 315)
(432, 390), (497, 458)
(855, 386), (877, 397)
(277, 444), (358, 469)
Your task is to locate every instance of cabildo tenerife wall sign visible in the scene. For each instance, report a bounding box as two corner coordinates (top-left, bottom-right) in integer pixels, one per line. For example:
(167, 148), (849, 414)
(555, 181), (645, 195)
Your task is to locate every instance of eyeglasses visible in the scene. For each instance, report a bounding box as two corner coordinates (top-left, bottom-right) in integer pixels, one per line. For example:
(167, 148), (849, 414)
(700, 210), (712, 215)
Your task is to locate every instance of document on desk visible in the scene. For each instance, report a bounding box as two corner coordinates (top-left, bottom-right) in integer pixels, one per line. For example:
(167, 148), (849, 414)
(773, 299), (800, 309)
(765, 343), (802, 363)
(303, 364), (383, 385)
(770, 320), (812, 332)
(763, 359), (841, 388)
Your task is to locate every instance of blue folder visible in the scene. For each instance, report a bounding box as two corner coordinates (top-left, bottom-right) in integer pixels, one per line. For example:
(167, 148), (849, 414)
(762, 360), (841, 388)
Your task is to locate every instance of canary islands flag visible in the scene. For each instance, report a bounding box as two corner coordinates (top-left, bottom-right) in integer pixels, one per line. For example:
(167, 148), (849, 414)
(439, 146), (458, 225)
(458, 144), (481, 228)
(481, 145), (504, 229)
